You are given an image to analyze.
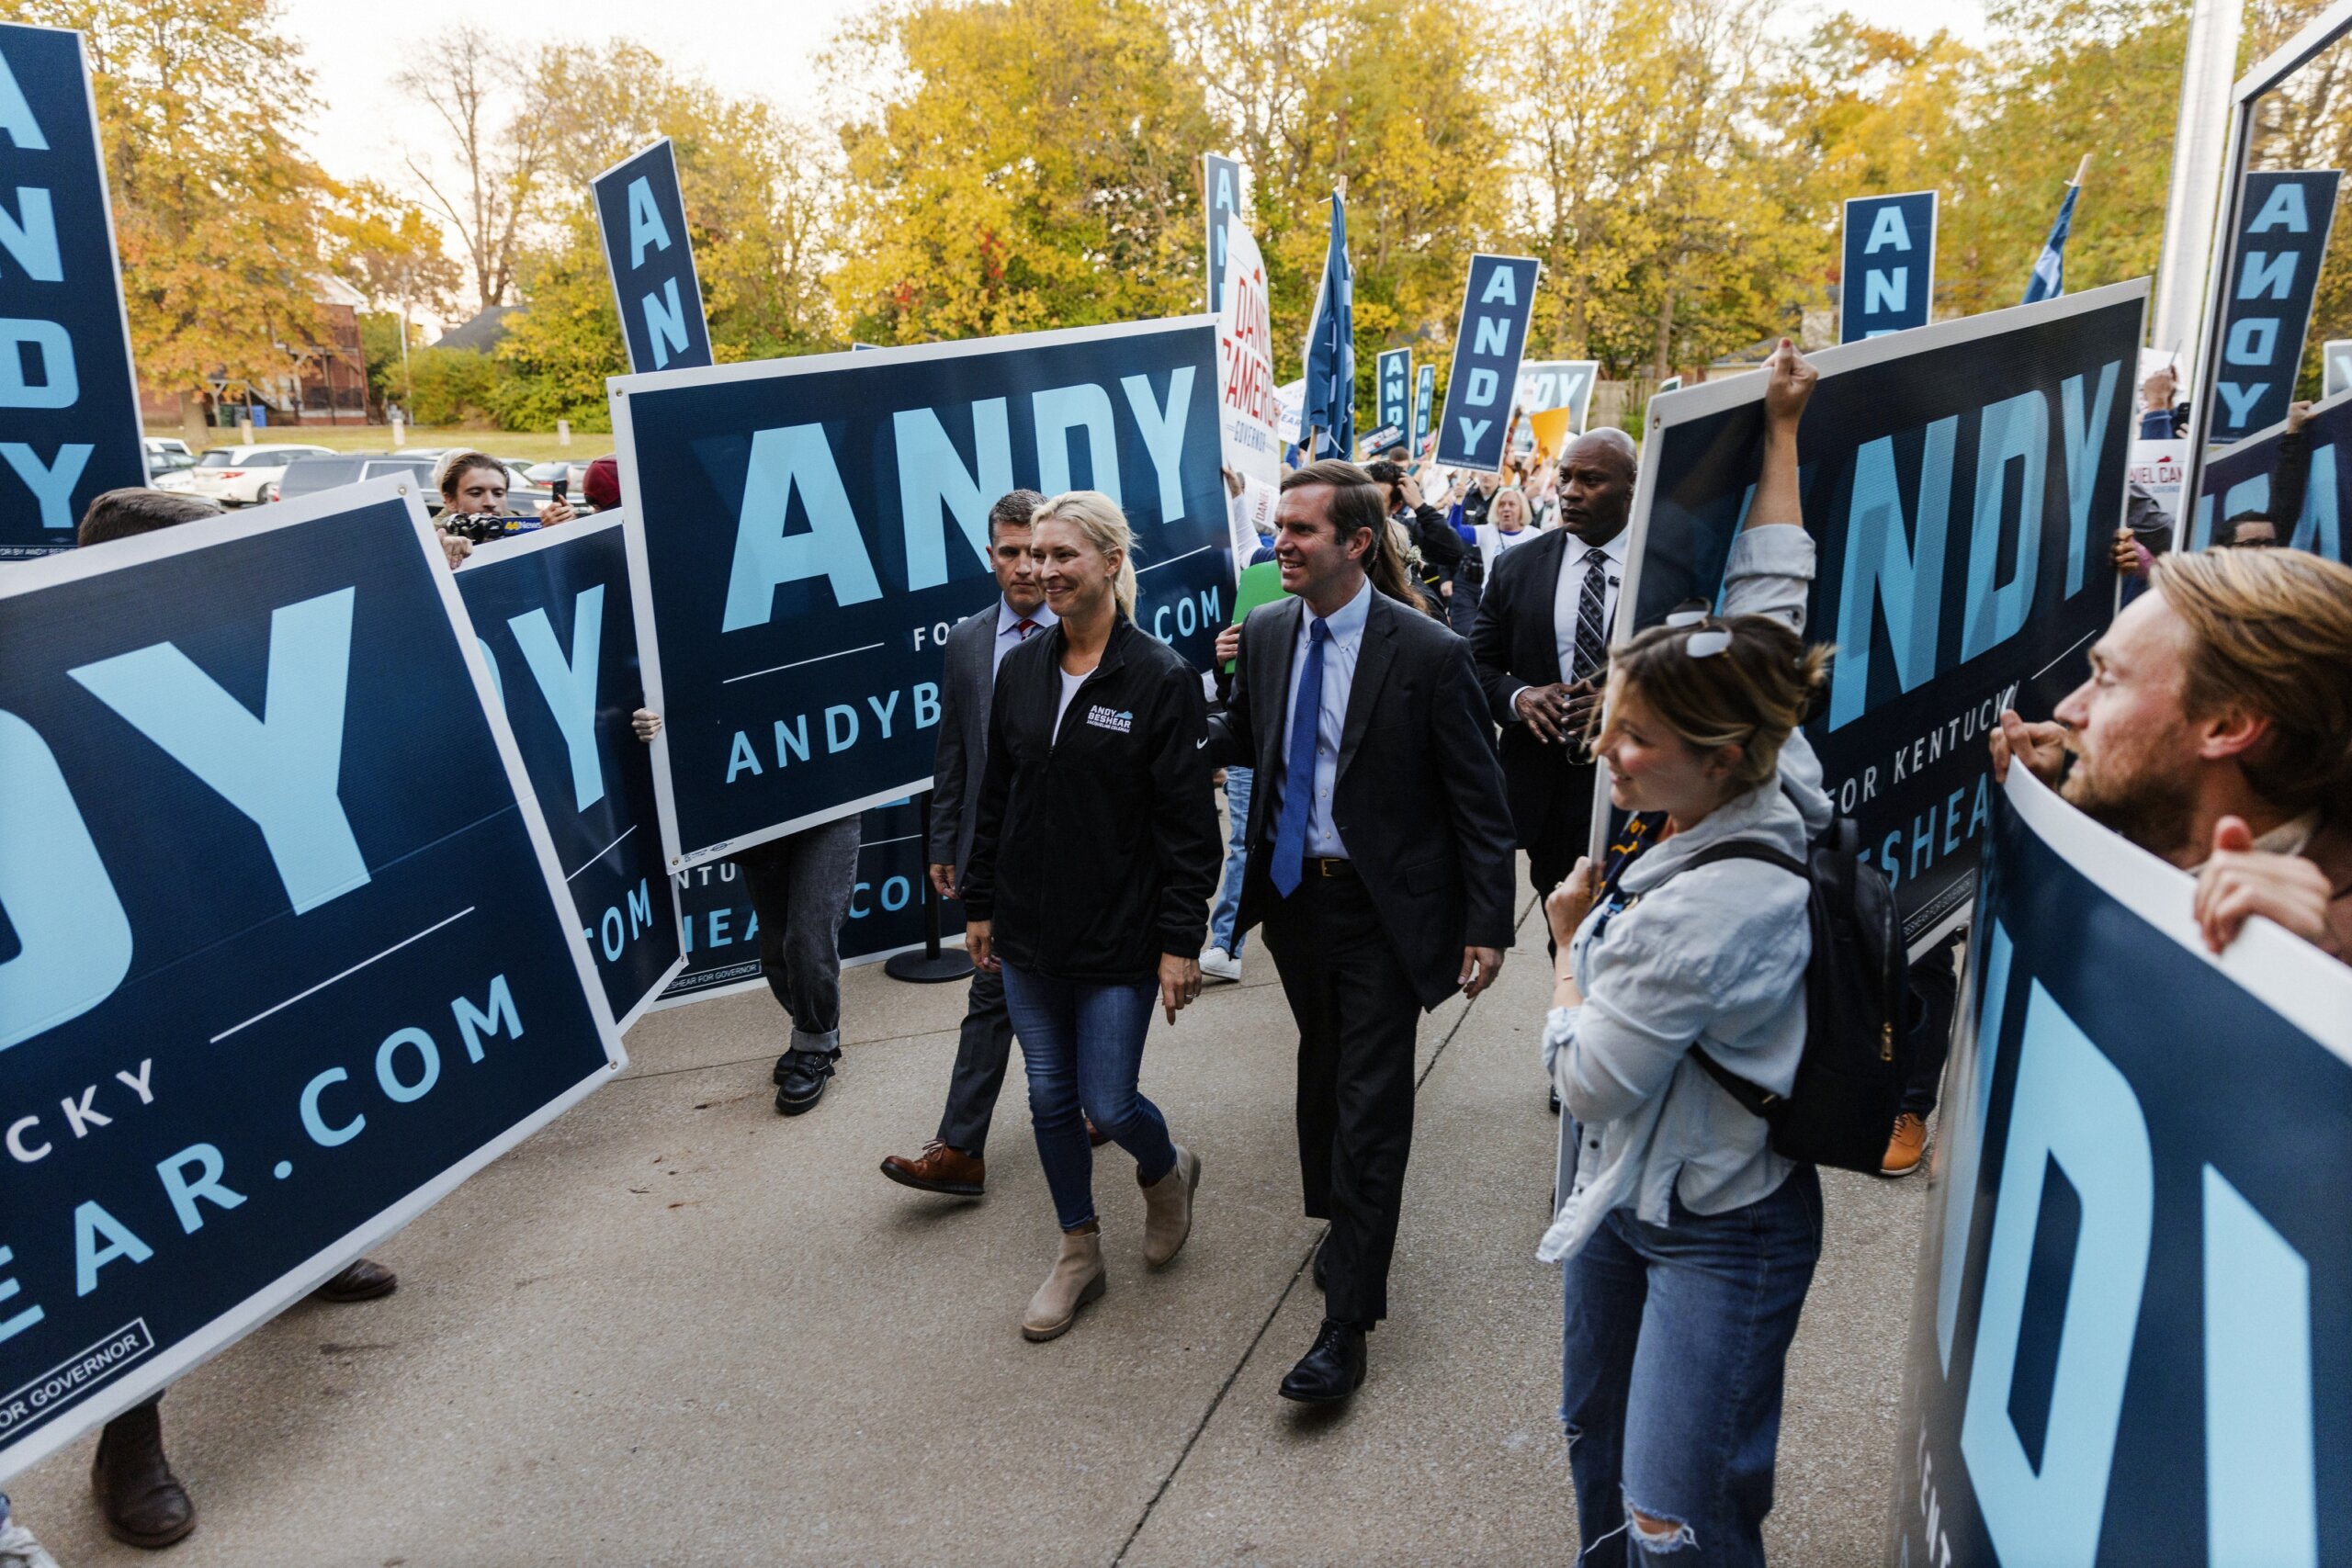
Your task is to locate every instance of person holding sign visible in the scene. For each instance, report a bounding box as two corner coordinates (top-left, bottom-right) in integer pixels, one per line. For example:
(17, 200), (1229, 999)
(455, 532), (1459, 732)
(960, 492), (1219, 1342)
(67, 488), (403, 1551)
(1991, 545), (2352, 962)
(1204, 460), (1514, 1405)
(1540, 342), (1834, 1562)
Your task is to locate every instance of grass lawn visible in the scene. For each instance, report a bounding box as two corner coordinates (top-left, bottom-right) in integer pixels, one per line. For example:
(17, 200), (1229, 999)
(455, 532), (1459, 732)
(147, 426), (611, 464)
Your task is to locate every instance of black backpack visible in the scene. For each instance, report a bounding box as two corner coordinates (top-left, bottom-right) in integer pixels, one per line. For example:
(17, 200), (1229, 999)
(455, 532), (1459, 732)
(1651, 817), (1912, 1174)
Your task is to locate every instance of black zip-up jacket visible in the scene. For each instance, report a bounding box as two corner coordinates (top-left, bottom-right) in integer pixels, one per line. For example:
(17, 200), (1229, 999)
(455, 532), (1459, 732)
(961, 615), (1218, 984)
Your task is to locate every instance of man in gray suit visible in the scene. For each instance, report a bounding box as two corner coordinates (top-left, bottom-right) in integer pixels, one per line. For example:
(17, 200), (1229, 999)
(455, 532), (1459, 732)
(879, 491), (1056, 1197)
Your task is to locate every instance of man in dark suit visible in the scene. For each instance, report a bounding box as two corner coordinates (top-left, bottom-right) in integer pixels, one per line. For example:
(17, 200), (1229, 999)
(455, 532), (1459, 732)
(1467, 428), (1636, 918)
(877, 491), (1055, 1197)
(1206, 459), (1516, 1405)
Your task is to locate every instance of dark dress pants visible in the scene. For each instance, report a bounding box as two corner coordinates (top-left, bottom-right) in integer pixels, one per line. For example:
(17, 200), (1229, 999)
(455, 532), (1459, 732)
(1528, 757), (1599, 956)
(933, 964), (1016, 1156)
(1259, 864), (1422, 1326)
(1902, 928), (1964, 1118)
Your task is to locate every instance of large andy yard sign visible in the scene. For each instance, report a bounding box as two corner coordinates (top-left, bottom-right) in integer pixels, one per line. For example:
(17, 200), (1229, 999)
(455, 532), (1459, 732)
(0, 23), (146, 559)
(1894, 769), (2352, 1566)
(613, 318), (1232, 871)
(456, 517), (684, 1031)
(0, 481), (623, 1480)
(1619, 280), (2143, 952)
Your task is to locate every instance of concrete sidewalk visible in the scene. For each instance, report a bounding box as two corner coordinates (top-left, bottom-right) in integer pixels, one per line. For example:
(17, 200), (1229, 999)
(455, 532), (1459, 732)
(8, 890), (1926, 1566)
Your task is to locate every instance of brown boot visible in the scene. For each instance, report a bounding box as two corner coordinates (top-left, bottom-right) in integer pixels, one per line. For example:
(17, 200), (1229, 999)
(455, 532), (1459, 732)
(313, 1257), (398, 1303)
(1022, 1226), (1105, 1342)
(92, 1402), (195, 1549)
(1881, 1112), (1928, 1178)
(879, 1141), (986, 1197)
(1139, 1145), (1201, 1269)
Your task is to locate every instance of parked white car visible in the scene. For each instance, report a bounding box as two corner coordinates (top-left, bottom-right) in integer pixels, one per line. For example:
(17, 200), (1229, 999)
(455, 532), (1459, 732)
(183, 444), (334, 506)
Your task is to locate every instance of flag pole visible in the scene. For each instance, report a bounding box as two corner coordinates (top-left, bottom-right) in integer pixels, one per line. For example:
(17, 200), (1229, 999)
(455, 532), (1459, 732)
(2072, 153), (2092, 187)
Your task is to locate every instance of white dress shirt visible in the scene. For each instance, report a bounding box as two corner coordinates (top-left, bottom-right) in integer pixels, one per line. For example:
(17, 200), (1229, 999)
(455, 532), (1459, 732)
(1274, 574), (1373, 858)
(991, 595), (1057, 678)
(1552, 525), (1631, 685)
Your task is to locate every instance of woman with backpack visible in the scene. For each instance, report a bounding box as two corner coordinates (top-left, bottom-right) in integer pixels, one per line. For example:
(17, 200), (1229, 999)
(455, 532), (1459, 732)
(1539, 341), (1833, 1564)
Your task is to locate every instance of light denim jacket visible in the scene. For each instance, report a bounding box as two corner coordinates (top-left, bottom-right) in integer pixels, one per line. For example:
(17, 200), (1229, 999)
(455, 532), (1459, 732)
(1537, 525), (1832, 1264)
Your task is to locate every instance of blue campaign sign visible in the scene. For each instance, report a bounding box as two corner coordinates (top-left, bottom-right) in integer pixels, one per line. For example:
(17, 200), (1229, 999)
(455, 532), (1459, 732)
(1375, 348), (1411, 439)
(612, 319), (1230, 871)
(1840, 190), (1938, 343)
(590, 139), (713, 375)
(2210, 170), (2340, 443)
(1413, 363), (1435, 454)
(1203, 153), (1244, 312)
(1512, 359), (1599, 449)
(650, 796), (965, 1009)
(1622, 280), (2143, 950)
(1434, 254), (1541, 471)
(2189, 386), (2349, 561)
(1894, 769), (2352, 1567)
(0, 24), (145, 560)
(456, 516), (684, 1032)
(0, 480), (622, 1479)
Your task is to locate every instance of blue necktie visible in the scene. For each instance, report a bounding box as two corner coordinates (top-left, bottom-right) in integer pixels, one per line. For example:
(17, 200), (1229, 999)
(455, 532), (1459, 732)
(1270, 618), (1330, 897)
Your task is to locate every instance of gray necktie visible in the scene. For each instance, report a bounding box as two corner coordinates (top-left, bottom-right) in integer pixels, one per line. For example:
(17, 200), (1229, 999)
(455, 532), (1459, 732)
(1571, 548), (1611, 682)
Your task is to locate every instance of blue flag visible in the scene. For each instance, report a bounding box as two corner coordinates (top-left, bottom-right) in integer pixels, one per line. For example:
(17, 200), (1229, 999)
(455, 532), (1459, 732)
(2022, 179), (2081, 305)
(1299, 190), (1354, 460)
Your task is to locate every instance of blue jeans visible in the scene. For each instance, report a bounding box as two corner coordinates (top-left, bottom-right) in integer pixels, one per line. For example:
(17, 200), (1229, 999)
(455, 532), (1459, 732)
(1208, 766), (1251, 956)
(1001, 962), (1179, 1230)
(1559, 1163), (1823, 1564)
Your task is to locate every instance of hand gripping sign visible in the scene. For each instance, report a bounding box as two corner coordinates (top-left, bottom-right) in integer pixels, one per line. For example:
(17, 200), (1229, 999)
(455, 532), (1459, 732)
(0, 479), (623, 1480)
(1893, 767), (2352, 1566)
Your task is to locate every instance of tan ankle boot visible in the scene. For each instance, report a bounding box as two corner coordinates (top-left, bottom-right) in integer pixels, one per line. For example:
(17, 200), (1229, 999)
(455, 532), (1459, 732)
(1140, 1145), (1202, 1269)
(1022, 1227), (1106, 1341)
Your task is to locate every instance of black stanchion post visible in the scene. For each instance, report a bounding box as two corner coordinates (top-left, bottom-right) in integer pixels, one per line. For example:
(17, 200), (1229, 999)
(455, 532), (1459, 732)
(884, 791), (974, 984)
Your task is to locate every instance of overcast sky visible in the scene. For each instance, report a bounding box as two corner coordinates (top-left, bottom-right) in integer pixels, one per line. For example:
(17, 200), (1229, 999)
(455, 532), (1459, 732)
(284, 0), (1989, 193)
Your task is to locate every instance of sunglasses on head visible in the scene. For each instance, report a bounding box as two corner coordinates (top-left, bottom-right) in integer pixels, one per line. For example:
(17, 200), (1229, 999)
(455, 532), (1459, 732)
(1663, 609), (1731, 659)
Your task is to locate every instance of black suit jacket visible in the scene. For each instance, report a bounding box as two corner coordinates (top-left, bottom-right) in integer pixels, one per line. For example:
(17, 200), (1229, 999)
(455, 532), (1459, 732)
(1204, 586), (1516, 1010)
(1466, 527), (1600, 851)
(925, 605), (1001, 885)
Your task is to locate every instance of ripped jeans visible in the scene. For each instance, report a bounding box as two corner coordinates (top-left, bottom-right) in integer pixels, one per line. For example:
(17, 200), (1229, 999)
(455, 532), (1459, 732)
(1558, 1164), (1822, 1564)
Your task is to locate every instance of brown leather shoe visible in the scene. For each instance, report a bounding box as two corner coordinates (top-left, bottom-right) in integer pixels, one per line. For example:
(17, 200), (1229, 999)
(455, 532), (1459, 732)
(92, 1401), (195, 1549)
(1880, 1112), (1928, 1178)
(879, 1141), (985, 1197)
(313, 1257), (398, 1303)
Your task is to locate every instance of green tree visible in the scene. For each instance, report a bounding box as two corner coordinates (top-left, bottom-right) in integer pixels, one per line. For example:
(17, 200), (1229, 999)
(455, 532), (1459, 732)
(1170, 0), (1508, 413)
(19, 0), (333, 431)
(489, 38), (842, 429)
(831, 0), (1216, 344)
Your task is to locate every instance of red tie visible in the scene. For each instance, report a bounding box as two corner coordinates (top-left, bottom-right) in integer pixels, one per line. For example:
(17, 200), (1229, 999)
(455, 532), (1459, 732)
(1015, 618), (1038, 640)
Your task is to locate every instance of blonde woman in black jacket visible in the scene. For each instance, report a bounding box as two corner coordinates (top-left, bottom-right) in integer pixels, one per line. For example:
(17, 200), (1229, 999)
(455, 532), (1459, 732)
(961, 491), (1220, 1341)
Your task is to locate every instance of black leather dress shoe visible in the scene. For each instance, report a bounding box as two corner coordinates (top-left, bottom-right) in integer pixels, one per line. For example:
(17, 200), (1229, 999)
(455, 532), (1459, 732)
(1278, 1319), (1367, 1404)
(774, 1050), (838, 1115)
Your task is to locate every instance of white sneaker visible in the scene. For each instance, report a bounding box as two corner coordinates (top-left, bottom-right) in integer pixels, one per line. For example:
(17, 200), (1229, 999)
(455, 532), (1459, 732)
(1199, 947), (1242, 983)
(0, 1516), (61, 1568)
